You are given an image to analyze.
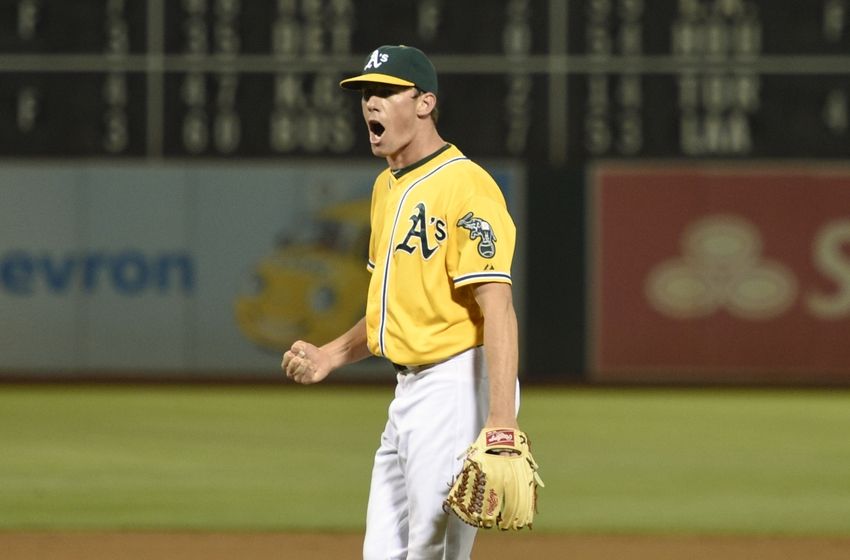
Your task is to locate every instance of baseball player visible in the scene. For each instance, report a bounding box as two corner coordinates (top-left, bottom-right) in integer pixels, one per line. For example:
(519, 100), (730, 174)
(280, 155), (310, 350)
(282, 45), (525, 559)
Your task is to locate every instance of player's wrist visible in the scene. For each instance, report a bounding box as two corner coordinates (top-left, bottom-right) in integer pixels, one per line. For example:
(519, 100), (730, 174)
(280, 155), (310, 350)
(483, 415), (519, 431)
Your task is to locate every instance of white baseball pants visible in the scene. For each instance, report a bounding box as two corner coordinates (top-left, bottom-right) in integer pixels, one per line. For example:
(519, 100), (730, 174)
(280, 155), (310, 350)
(362, 346), (519, 560)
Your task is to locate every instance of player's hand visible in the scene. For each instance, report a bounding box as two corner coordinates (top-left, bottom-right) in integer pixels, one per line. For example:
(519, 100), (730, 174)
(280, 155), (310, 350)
(281, 340), (331, 384)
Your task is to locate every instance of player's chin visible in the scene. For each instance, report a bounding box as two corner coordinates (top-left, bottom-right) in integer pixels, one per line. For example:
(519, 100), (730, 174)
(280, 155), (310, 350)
(369, 142), (390, 157)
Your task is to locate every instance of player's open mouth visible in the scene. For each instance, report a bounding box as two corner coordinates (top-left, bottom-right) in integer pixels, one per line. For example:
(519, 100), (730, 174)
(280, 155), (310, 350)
(368, 120), (385, 143)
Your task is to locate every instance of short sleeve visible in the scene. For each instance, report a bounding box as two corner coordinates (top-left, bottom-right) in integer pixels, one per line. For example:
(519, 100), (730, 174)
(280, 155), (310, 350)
(450, 194), (516, 288)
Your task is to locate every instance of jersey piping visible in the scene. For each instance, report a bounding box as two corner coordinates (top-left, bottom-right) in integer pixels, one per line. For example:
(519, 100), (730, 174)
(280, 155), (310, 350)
(377, 155), (469, 357)
(453, 271), (512, 287)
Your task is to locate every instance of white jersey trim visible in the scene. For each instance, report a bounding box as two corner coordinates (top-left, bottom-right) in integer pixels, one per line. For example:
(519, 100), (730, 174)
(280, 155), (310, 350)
(453, 272), (512, 287)
(377, 156), (469, 357)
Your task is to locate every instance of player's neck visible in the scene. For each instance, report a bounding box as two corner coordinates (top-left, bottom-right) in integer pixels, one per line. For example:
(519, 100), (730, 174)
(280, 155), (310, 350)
(386, 127), (445, 172)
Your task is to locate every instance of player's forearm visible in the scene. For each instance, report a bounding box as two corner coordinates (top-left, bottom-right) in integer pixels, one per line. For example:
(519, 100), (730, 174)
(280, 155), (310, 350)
(474, 283), (520, 428)
(483, 309), (520, 427)
(320, 316), (372, 370)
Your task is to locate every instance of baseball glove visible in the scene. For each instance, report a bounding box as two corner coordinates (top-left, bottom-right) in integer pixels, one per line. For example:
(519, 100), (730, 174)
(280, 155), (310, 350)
(443, 427), (544, 530)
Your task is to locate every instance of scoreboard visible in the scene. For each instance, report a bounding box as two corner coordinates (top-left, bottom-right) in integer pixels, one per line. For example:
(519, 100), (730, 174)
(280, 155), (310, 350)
(0, 0), (848, 163)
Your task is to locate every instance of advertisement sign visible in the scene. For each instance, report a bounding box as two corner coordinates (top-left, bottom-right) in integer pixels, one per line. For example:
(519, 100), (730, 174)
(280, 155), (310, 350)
(0, 162), (524, 378)
(590, 164), (850, 383)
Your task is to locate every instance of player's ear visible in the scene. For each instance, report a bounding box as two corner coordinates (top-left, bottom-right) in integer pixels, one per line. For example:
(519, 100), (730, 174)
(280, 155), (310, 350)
(416, 91), (437, 119)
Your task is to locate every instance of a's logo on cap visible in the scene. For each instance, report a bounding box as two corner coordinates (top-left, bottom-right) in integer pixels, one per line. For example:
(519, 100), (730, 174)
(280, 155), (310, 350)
(364, 49), (389, 70)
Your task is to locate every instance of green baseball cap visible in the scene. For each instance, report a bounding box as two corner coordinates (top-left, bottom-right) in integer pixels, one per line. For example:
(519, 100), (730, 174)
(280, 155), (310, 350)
(339, 45), (438, 94)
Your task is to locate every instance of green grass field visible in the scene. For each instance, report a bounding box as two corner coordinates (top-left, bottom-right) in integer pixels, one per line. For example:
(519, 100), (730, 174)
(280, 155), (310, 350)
(1, 385), (849, 536)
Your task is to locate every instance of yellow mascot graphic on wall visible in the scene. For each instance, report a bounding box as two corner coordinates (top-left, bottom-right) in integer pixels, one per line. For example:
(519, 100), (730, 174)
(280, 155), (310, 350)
(235, 199), (370, 352)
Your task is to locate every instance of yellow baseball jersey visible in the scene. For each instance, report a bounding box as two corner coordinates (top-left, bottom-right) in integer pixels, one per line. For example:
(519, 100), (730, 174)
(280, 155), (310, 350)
(365, 144), (516, 366)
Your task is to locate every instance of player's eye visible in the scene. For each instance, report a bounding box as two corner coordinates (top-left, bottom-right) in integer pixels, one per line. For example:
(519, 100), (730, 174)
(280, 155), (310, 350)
(362, 87), (386, 100)
(362, 86), (406, 100)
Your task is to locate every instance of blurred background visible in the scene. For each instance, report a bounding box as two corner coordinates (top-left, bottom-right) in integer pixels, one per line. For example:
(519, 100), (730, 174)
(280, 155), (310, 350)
(1, 1), (850, 557)
(0, 0), (850, 384)
(2, 0), (850, 384)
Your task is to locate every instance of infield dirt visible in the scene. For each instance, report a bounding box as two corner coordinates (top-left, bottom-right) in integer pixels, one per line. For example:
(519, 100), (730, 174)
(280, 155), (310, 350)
(3, 532), (849, 559)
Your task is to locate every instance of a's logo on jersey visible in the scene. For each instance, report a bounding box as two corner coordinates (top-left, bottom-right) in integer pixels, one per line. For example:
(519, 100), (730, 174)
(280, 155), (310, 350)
(395, 202), (447, 259)
(457, 212), (497, 258)
(364, 49), (389, 70)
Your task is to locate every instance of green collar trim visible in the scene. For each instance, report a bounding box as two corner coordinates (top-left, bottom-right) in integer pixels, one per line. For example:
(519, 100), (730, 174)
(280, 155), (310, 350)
(391, 143), (452, 179)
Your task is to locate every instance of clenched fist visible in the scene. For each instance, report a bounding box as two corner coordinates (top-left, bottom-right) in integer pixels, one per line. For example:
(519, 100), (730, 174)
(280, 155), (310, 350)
(281, 340), (332, 384)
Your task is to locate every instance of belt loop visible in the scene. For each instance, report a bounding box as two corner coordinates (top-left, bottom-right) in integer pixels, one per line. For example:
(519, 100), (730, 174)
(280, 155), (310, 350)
(391, 361), (436, 375)
(392, 362), (407, 374)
